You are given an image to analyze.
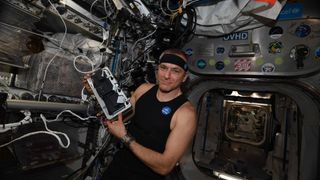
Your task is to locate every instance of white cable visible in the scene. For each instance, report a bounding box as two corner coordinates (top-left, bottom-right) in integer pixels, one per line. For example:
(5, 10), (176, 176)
(90, 0), (108, 20)
(73, 54), (99, 74)
(90, 0), (100, 19)
(38, 0), (68, 101)
(0, 111), (33, 132)
(0, 128), (12, 133)
(104, 0), (113, 17)
(81, 86), (88, 101)
(0, 113), (70, 148)
(44, 109), (96, 122)
(104, 0), (108, 15)
(130, 29), (157, 61)
(0, 131), (70, 148)
(0, 109), (96, 148)
(40, 114), (70, 148)
(160, 0), (176, 16)
(166, 0), (180, 12)
(187, 0), (201, 6)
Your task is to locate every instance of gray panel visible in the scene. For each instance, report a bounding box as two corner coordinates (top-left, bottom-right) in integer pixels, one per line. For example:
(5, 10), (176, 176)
(181, 79), (320, 180)
(184, 18), (320, 76)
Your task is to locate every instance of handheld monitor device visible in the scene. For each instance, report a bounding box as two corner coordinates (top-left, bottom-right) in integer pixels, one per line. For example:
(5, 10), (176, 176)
(87, 67), (131, 119)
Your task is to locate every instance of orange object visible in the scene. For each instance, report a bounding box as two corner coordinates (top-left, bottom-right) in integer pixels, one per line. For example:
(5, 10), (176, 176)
(254, 0), (277, 6)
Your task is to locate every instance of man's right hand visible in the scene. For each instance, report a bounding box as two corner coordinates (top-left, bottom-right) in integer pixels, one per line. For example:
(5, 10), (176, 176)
(82, 74), (93, 94)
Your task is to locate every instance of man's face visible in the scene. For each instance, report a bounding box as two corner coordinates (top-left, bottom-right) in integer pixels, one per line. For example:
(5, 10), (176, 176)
(157, 62), (187, 93)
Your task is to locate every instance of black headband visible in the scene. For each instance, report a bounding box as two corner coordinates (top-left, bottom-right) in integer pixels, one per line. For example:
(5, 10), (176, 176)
(159, 54), (188, 71)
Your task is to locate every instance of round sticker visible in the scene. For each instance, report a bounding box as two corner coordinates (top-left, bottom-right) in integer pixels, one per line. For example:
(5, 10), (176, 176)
(315, 47), (320, 60)
(215, 61), (225, 71)
(224, 58), (231, 65)
(234, 59), (252, 72)
(196, 59), (207, 69)
(185, 48), (193, 56)
(261, 63), (275, 72)
(216, 46), (225, 55)
(275, 57), (283, 65)
(269, 26), (283, 39)
(295, 24), (311, 38)
(208, 59), (216, 66)
(161, 106), (172, 115)
(256, 58), (264, 65)
(268, 41), (283, 54)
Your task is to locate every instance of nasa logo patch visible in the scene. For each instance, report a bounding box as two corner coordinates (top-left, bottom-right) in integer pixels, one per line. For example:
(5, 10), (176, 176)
(161, 106), (172, 115)
(295, 24), (311, 38)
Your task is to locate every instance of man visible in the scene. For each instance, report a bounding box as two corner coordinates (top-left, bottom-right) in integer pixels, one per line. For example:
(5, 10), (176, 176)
(101, 49), (197, 180)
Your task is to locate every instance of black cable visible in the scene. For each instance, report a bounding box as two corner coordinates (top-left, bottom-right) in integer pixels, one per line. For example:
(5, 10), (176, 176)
(65, 135), (115, 180)
(173, 6), (197, 47)
(125, 42), (157, 71)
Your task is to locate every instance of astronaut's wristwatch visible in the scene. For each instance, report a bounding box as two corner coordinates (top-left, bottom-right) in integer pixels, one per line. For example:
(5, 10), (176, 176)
(121, 133), (135, 147)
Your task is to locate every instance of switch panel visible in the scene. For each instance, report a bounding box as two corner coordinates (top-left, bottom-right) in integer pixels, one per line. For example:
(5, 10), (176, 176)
(184, 18), (320, 77)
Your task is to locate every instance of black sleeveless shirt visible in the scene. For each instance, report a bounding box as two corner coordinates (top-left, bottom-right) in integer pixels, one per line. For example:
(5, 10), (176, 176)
(103, 85), (188, 180)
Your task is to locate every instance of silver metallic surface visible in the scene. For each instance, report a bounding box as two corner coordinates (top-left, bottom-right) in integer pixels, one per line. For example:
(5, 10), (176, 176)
(7, 99), (88, 112)
(181, 77), (320, 180)
(184, 18), (320, 76)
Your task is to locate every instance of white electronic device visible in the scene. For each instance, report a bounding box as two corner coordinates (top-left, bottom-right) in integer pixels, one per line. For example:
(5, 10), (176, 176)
(87, 67), (131, 119)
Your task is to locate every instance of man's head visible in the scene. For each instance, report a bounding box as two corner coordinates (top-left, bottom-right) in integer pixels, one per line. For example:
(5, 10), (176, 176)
(157, 49), (189, 93)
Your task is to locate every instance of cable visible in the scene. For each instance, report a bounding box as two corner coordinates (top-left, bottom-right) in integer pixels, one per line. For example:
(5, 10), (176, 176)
(0, 113), (70, 148)
(166, 0), (180, 12)
(38, 0), (68, 101)
(90, 0), (108, 20)
(0, 109), (96, 148)
(173, 5), (197, 47)
(130, 29), (157, 62)
(73, 54), (99, 74)
(160, 0), (178, 16)
(44, 109), (97, 122)
(65, 132), (112, 180)
(126, 41), (156, 72)
(0, 110), (33, 133)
